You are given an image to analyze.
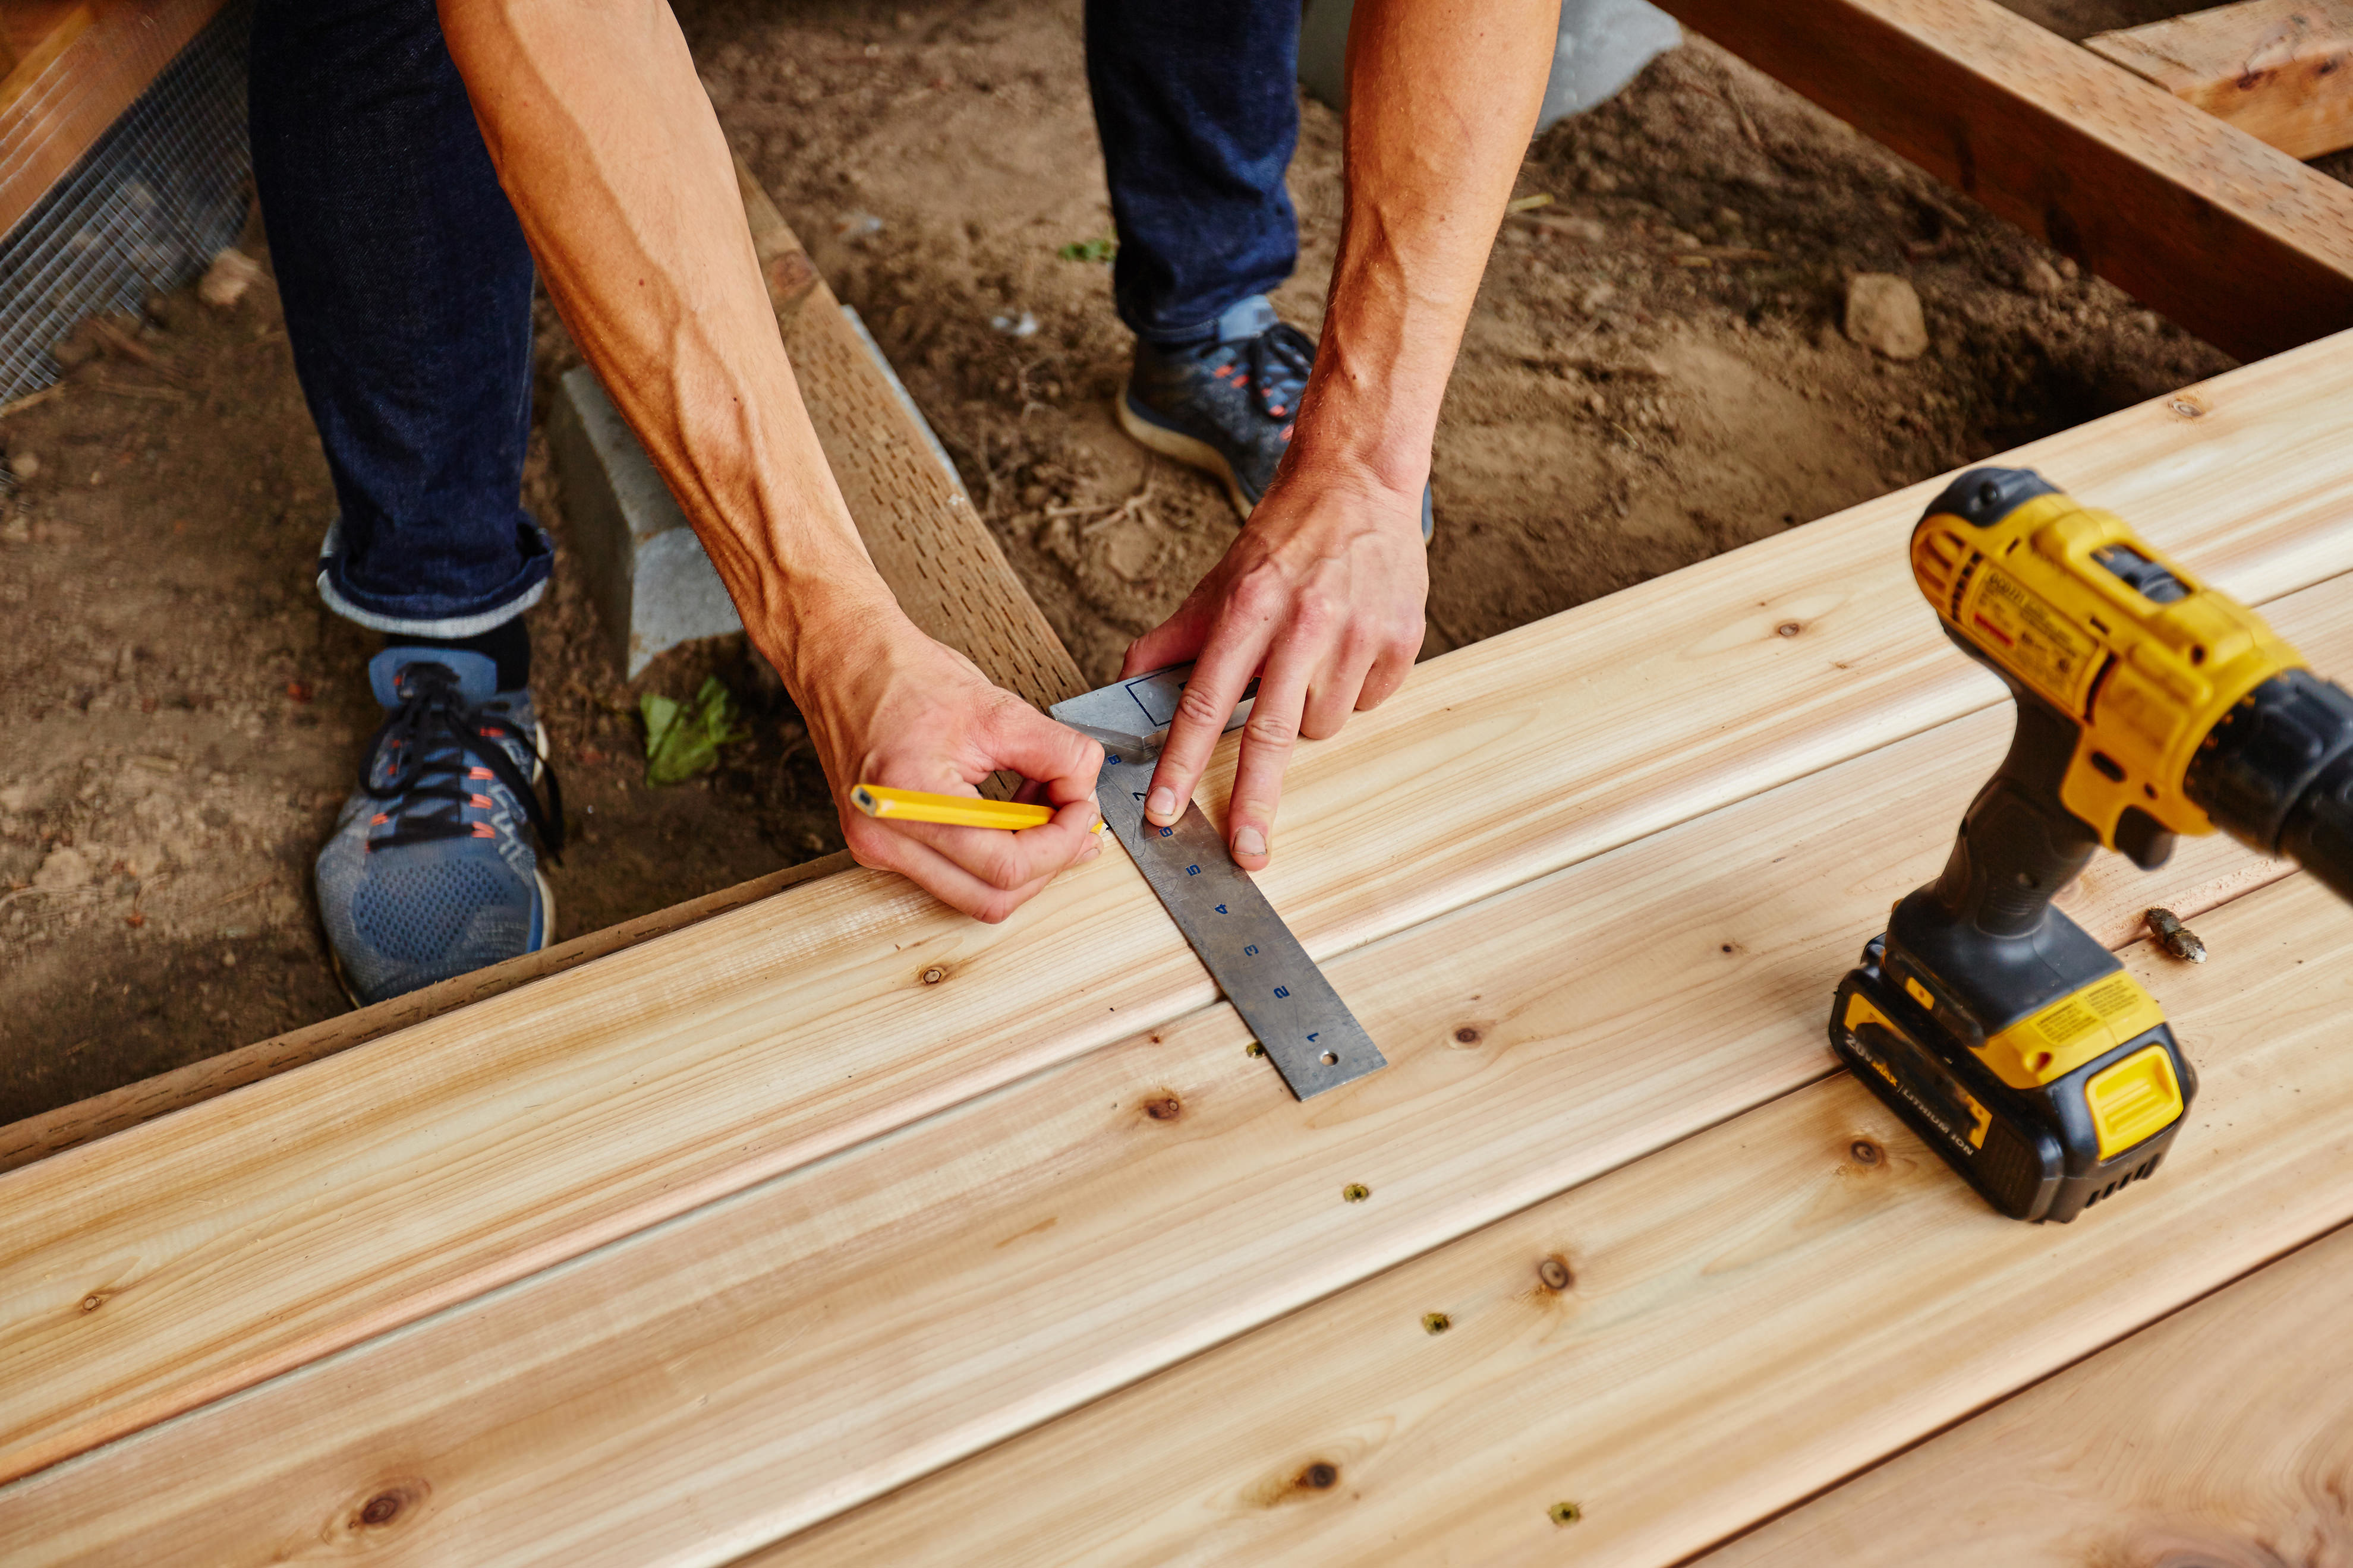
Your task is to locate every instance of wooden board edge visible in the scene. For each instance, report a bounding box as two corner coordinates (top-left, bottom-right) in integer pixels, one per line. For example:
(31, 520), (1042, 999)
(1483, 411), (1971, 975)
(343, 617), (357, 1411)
(1653, 0), (2353, 360)
(0, 852), (858, 1176)
(2086, 0), (2353, 162)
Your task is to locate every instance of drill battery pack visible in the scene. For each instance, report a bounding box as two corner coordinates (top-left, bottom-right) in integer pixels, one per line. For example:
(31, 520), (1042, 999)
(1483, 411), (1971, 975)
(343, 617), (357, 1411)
(1831, 928), (2197, 1223)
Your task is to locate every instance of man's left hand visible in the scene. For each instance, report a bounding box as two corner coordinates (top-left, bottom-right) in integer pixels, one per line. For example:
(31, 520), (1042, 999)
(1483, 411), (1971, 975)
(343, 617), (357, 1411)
(1122, 462), (1426, 871)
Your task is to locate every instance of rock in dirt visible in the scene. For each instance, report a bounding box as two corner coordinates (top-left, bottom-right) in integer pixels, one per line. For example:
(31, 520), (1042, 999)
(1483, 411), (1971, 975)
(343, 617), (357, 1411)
(199, 248), (263, 310)
(7, 450), (37, 482)
(2020, 258), (2064, 297)
(32, 845), (93, 892)
(1843, 273), (1927, 361)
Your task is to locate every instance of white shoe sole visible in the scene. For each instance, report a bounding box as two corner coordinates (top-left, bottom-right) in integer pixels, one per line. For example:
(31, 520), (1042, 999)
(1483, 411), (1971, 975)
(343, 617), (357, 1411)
(1116, 392), (1256, 521)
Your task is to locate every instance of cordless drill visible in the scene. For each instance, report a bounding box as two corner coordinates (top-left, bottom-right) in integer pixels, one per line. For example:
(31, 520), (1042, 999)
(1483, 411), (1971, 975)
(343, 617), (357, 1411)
(1832, 466), (2353, 1222)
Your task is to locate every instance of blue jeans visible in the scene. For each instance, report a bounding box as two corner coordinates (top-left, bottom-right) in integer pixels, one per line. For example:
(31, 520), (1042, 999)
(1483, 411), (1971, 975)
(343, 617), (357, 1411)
(253, 0), (1295, 630)
(251, 0), (547, 635)
(1087, 0), (1300, 346)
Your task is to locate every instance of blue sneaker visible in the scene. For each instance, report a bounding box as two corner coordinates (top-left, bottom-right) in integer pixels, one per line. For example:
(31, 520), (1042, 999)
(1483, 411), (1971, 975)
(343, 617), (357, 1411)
(315, 648), (563, 1006)
(1117, 294), (1434, 541)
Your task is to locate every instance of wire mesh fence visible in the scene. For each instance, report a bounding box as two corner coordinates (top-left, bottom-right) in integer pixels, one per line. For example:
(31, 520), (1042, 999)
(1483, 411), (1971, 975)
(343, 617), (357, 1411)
(0, 1), (252, 409)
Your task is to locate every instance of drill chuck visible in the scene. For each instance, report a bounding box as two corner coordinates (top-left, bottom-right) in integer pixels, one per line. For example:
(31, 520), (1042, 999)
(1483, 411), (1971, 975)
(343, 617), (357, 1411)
(2187, 668), (2353, 904)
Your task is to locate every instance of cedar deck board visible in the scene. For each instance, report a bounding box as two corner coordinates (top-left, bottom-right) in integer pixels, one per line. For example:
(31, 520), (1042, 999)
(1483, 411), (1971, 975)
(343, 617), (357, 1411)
(1652, 0), (2353, 360)
(1702, 1216), (2353, 1565)
(0, 337), (2349, 1488)
(2087, 0), (2353, 162)
(11, 575), (2347, 1564)
(769, 871), (2353, 1566)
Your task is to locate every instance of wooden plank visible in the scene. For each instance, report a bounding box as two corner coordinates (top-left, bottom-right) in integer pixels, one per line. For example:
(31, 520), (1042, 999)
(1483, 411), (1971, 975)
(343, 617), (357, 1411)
(0, 852), (853, 1176)
(0, 339), (2346, 1488)
(2089, 0), (2353, 161)
(1700, 1218), (2353, 1564)
(1651, 0), (2353, 361)
(760, 869), (2353, 1567)
(14, 572), (2345, 1565)
(733, 154), (820, 327)
(0, 1), (225, 244)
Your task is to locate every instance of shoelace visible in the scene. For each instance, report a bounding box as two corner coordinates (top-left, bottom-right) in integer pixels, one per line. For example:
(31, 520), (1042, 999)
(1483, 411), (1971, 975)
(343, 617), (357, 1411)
(1242, 321), (1316, 422)
(361, 662), (563, 862)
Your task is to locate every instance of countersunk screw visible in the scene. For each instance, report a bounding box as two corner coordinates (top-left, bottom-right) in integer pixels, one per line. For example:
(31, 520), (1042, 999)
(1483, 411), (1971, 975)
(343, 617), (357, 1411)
(2144, 907), (2207, 963)
(1422, 1311), (1451, 1334)
(1246, 1042), (1266, 1058)
(1342, 1183), (1371, 1203)
(1549, 1501), (1583, 1526)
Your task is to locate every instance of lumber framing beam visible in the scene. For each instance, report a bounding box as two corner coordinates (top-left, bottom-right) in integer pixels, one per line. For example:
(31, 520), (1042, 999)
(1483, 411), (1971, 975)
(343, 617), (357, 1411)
(0, 333), (2350, 1504)
(1652, 0), (2353, 360)
(2088, 0), (2353, 162)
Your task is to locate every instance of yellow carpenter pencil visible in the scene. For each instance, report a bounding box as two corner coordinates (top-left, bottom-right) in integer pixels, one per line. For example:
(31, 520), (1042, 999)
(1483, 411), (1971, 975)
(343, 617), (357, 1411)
(850, 784), (1055, 831)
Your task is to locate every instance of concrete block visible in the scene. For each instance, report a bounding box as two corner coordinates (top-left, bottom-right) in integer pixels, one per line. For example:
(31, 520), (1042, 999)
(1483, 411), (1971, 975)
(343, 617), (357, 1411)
(549, 364), (742, 679)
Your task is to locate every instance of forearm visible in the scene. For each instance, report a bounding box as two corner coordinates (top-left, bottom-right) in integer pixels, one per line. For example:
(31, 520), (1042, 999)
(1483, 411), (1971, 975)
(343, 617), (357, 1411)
(1293, 0), (1557, 497)
(436, 0), (899, 688)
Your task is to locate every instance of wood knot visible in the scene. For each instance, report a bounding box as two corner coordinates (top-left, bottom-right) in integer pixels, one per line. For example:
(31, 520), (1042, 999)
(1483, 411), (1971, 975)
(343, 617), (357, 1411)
(1850, 1138), (1882, 1166)
(1538, 1257), (1573, 1292)
(360, 1494), (403, 1528)
(1452, 1025), (1482, 1045)
(2169, 396), (2206, 419)
(1301, 1462), (1338, 1490)
(77, 1293), (105, 1314)
(341, 1478), (430, 1537)
(1775, 620), (1803, 638)
(919, 966), (947, 986)
(1142, 1094), (1182, 1122)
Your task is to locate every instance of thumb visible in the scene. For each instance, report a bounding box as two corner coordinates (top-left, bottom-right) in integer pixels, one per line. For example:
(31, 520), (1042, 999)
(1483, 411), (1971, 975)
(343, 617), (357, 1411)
(984, 701), (1105, 806)
(1122, 594), (1215, 680)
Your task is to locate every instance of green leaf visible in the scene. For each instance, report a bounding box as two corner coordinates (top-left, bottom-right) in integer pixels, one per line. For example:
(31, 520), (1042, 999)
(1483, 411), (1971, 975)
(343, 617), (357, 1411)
(640, 677), (751, 787)
(1056, 235), (1116, 264)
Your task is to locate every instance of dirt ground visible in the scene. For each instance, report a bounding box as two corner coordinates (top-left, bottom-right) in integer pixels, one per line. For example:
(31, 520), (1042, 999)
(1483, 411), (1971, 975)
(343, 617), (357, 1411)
(0, 0), (2241, 1124)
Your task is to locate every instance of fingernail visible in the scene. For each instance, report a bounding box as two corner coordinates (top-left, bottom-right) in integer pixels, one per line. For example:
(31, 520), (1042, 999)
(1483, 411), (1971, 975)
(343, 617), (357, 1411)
(1147, 786), (1176, 821)
(1233, 825), (1267, 858)
(1079, 836), (1103, 862)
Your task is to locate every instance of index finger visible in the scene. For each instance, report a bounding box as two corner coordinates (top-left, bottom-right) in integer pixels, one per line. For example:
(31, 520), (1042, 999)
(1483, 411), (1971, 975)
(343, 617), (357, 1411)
(1142, 613), (1271, 827)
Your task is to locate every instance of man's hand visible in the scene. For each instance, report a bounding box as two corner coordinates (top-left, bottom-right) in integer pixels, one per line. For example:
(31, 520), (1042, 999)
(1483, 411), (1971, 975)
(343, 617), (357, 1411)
(1123, 460), (1425, 871)
(798, 611), (1105, 922)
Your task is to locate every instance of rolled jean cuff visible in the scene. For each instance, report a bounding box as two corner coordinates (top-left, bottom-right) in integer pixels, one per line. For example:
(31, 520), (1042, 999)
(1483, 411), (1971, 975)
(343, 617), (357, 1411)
(314, 513), (553, 637)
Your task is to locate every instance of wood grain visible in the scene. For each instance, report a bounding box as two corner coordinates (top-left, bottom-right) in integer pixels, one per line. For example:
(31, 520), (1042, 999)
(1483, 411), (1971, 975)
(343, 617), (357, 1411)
(0, 853), (853, 1176)
(1701, 1217), (2353, 1566)
(0, 0), (225, 243)
(0, 340), (2345, 1490)
(768, 870), (2353, 1567)
(13, 575), (2346, 1564)
(2089, 0), (2353, 160)
(1653, 0), (2353, 359)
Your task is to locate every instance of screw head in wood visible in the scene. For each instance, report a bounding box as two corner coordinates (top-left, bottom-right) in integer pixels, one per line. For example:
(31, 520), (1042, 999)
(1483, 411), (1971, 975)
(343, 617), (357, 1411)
(1343, 1183), (1370, 1203)
(1423, 1311), (1451, 1334)
(1549, 1501), (1583, 1526)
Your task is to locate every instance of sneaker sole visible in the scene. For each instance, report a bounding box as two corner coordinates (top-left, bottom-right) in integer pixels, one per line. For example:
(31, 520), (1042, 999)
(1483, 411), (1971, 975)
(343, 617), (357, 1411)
(329, 720), (559, 1010)
(1116, 392), (1256, 521)
(1115, 390), (1437, 546)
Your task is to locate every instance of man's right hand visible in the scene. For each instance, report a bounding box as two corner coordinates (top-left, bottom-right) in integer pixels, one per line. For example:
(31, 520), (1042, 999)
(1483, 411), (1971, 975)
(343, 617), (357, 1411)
(790, 610), (1106, 923)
